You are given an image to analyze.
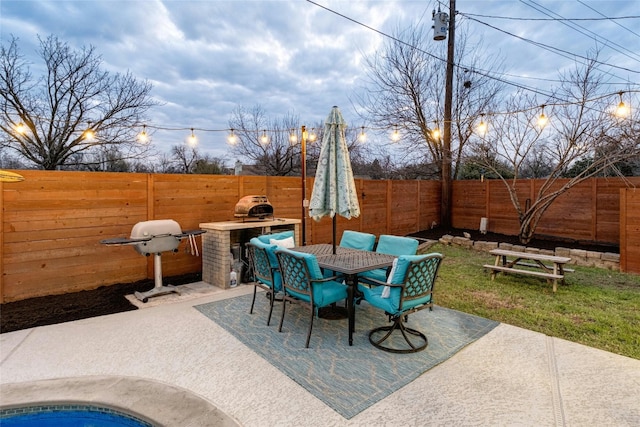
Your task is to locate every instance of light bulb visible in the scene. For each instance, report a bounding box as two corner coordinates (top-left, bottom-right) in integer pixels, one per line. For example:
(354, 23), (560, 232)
(616, 101), (629, 118)
(391, 125), (400, 142)
(289, 129), (297, 144)
(308, 129), (317, 142)
(227, 129), (237, 145)
(260, 130), (269, 144)
(538, 113), (548, 128)
(188, 128), (197, 146)
(15, 122), (27, 134)
(537, 105), (548, 128)
(432, 127), (441, 139)
(83, 122), (95, 140)
(476, 117), (487, 136)
(358, 126), (366, 143)
(137, 125), (149, 143)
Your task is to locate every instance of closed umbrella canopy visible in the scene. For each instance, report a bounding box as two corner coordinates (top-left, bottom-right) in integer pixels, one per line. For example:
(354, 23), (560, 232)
(309, 106), (360, 250)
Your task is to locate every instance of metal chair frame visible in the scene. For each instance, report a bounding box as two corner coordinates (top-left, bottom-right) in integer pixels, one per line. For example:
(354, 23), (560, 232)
(365, 254), (443, 354)
(247, 242), (281, 326)
(275, 250), (343, 348)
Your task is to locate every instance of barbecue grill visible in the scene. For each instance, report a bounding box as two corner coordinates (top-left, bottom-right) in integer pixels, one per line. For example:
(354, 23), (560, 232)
(101, 219), (206, 302)
(234, 195), (274, 220)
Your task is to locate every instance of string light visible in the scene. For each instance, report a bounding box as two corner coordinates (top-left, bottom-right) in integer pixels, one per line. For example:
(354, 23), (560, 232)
(537, 105), (548, 128)
(15, 122), (27, 135)
(12, 89), (629, 149)
(83, 121), (95, 140)
(188, 128), (197, 146)
(431, 125), (441, 140)
(260, 129), (269, 144)
(227, 129), (237, 145)
(476, 115), (488, 136)
(308, 128), (317, 142)
(616, 92), (629, 118)
(391, 124), (401, 142)
(358, 126), (367, 142)
(137, 124), (149, 144)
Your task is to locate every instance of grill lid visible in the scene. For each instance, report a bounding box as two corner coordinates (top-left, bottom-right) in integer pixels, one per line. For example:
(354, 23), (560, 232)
(130, 219), (182, 254)
(234, 195), (274, 219)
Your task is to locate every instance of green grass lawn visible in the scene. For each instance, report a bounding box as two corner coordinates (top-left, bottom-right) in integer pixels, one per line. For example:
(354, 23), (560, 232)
(422, 243), (640, 360)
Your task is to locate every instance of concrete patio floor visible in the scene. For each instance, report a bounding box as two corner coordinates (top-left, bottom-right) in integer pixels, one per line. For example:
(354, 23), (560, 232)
(1, 283), (639, 426)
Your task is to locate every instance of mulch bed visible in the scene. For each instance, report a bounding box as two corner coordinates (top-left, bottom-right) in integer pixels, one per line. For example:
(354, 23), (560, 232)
(1, 228), (617, 334)
(0, 273), (201, 334)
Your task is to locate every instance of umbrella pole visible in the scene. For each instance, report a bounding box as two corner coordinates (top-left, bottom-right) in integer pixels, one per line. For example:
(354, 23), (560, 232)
(332, 215), (337, 254)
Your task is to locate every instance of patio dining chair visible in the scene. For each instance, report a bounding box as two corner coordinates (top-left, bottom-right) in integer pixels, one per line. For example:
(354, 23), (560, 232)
(247, 238), (283, 325)
(360, 235), (420, 284)
(275, 248), (348, 348)
(323, 230), (377, 279)
(358, 253), (443, 354)
(339, 230), (376, 251)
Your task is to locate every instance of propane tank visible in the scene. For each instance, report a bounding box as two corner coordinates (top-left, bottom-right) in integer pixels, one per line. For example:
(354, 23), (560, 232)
(432, 11), (449, 41)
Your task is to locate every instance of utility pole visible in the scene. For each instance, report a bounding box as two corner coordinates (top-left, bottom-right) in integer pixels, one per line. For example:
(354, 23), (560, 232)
(441, 0), (456, 228)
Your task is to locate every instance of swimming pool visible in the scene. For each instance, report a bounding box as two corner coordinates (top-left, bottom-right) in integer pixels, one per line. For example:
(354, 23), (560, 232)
(0, 404), (153, 427)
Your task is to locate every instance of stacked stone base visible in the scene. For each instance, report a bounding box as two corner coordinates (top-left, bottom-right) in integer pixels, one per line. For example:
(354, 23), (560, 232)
(438, 235), (620, 271)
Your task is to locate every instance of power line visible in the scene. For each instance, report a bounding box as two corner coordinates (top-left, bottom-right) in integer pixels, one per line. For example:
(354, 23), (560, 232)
(306, 0), (637, 104)
(577, 0), (640, 39)
(460, 12), (640, 22)
(520, 0), (640, 64)
(462, 15), (639, 75)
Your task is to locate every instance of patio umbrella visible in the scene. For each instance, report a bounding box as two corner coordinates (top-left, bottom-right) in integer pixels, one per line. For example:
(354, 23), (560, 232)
(309, 106), (360, 254)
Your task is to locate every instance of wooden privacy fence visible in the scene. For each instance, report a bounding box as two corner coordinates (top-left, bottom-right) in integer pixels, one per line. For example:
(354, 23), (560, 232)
(620, 188), (640, 274)
(452, 177), (640, 245)
(0, 171), (440, 302)
(1, 171), (637, 302)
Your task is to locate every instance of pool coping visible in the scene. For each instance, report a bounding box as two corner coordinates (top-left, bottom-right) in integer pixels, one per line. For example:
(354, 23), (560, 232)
(0, 375), (239, 427)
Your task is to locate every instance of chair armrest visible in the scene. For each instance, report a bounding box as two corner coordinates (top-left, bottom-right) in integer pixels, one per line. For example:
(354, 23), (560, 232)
(358, 276), (403, 288)
(310, 275), (340, 284)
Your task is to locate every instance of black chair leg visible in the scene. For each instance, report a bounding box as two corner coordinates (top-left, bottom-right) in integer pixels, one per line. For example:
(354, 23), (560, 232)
(305, 307), (314, 348)
(249, 285), (258, 314)
(266, 291), (274, 326)
(278, 296), (287, 332)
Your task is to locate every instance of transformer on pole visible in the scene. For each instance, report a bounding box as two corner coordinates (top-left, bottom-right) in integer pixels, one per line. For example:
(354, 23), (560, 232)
(432, 9), (449, 41)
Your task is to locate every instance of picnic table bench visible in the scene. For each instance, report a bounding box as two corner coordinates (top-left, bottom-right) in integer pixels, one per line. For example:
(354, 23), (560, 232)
(484, 249), (572, 292)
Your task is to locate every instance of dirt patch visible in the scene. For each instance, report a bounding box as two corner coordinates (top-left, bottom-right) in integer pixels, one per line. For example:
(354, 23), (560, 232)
(0, 273), (201, 334)
(409, 227), (619, 254)
(469, 290), (525, 310)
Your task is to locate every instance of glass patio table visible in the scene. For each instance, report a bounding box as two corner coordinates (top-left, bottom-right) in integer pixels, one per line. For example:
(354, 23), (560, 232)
(292, 244), (396, 346)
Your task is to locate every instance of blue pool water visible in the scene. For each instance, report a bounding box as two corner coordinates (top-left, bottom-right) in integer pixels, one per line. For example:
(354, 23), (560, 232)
(0, 405), (153, 427)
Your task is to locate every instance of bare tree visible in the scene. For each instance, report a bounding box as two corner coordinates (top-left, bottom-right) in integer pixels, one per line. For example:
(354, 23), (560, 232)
(468, 52), (640, 244)
(356, 23), (504, 179)
(171, 144), (199, 174)
(228, 105), (300, 176)
(0, 35), (158, 169)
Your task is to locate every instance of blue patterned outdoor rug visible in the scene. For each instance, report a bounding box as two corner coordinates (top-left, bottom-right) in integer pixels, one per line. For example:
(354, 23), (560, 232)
(195, 293), (499, 419)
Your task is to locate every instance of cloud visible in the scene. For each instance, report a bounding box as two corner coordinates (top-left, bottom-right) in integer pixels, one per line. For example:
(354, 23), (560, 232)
(2, 0), (639, 162)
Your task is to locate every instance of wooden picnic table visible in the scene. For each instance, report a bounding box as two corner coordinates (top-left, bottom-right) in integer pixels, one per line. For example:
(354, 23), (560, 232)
(484, 249), (572, 292)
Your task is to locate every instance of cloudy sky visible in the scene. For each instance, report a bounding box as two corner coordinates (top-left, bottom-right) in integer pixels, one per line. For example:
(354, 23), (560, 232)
(2, 0), (639, 162)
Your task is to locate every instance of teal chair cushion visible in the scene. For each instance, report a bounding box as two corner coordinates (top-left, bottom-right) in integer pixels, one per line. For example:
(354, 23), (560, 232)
(256, 230), (294, 245)
(339, 231), (376, 251)
(375, 235), (419, 256)
(358, 255), (432, 316)
(276, 248), (347, 307)
(360, 236), (419, 282)
(249, 237), (282, 291)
